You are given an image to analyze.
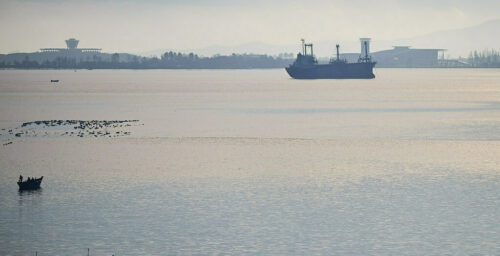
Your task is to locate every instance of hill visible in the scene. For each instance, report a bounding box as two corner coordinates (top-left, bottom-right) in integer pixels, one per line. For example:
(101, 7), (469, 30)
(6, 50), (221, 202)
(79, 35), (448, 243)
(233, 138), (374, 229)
(376, 19), (500, 57)
(141, 19), (500, 58)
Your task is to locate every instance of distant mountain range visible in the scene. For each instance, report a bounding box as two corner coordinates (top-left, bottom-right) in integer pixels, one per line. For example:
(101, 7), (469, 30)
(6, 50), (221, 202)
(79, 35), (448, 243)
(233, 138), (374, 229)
(376, 19), (500, 58)
(141, 19), (500, 58)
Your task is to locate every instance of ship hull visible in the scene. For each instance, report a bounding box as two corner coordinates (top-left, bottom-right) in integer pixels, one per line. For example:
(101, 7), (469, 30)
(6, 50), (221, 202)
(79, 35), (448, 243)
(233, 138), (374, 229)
(286, 62), (375, 79)
(17, 177), (43, 191)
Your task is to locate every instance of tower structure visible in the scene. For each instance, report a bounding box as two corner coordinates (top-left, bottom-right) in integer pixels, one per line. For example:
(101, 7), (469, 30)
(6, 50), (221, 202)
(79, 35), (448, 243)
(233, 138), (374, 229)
(65, 38), (79, 49)
(360, 38), (371, 57)
(41, 38), (101, 53)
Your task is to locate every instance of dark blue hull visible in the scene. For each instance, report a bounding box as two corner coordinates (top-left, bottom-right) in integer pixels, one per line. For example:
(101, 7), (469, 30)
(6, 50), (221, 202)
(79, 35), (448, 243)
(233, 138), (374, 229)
(286, 62), (375, 79)
(18, 177), (43, 190)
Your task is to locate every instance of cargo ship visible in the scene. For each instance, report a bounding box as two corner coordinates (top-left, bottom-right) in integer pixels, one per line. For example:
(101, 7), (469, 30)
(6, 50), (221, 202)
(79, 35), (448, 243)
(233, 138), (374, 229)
(286, 38), (376, 79)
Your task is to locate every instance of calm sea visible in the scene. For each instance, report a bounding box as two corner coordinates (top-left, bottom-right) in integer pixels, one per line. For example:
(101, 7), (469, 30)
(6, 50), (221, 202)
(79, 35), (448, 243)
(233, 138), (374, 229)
(0, 69), (499, 255)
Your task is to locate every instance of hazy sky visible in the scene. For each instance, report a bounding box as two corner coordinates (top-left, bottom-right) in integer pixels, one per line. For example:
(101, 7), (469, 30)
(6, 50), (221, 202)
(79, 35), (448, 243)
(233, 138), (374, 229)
(0, 0), (499, 53)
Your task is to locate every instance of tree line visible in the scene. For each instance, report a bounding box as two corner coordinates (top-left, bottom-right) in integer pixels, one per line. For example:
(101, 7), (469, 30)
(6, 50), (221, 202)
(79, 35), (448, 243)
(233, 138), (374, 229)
(467, 49), (500, 67)
(0, 52), (294, 69)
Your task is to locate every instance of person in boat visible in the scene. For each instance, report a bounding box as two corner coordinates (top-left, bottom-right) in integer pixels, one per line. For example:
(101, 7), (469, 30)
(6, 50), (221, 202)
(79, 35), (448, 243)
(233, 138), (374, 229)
(19, 175), (23, 182)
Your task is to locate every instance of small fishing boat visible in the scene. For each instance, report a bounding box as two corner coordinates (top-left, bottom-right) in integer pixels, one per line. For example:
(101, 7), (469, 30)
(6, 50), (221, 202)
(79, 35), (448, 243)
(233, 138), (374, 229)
(50, 80), (59, 83)
(17, 175), (43, 190)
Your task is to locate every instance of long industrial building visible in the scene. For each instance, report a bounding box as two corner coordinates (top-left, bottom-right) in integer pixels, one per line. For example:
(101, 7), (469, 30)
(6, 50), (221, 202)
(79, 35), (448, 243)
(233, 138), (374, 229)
(372, 46), (444, 67)
(340, 39), (445, 68)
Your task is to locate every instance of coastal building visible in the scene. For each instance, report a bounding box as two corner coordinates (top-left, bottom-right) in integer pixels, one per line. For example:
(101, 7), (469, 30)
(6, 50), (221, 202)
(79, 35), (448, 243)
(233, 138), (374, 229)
(40, 38), (101, 54)
(339, 40), (446, 68)
(373, 46), (445, 68)
(37, 38), (105, 62)
(0, 38), (125, 65)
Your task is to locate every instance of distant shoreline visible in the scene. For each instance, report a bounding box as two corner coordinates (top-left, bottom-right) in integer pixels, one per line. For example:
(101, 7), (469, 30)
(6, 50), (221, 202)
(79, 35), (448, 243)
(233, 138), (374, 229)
(1, 67), (500, 70)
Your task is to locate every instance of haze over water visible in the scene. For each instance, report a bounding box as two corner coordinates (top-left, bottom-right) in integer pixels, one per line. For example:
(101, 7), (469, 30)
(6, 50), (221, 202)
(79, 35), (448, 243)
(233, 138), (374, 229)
(0, 69), (499, 255)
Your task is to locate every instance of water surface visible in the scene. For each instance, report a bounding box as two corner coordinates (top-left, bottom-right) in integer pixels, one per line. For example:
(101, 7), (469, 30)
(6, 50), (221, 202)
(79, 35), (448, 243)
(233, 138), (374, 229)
(0, 69), (499, 255)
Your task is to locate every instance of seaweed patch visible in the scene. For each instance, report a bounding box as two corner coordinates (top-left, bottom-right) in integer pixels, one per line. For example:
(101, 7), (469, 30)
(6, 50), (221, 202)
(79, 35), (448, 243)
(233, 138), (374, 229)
(1, 120), (142, 145)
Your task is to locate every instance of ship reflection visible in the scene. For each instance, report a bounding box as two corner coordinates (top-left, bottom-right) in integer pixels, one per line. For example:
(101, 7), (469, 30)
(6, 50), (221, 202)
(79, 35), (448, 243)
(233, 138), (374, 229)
(18, 188), (43, 196)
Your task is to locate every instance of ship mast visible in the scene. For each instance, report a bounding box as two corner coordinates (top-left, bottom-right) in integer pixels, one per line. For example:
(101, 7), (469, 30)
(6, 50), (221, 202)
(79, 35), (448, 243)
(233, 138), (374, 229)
(364, 41), (369, 59)
(336, 44), (340, 60)
(301, 39), (305, 55)
(359, 38), (372, 63)
(306, 43), (314, 56)
(300, 39), (314, 57)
